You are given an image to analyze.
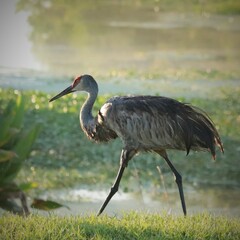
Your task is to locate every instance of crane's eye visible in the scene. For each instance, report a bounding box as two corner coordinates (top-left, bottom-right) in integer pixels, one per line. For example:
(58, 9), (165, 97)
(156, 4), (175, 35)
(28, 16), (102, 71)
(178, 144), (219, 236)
(72, 76), (81, 88)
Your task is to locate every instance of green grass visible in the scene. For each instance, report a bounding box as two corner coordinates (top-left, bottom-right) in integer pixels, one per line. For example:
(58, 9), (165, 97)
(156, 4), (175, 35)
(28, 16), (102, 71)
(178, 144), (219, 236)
(138, 0), (240, 15)
(0, 212), (239, 240)
(0, 87), (239, 194)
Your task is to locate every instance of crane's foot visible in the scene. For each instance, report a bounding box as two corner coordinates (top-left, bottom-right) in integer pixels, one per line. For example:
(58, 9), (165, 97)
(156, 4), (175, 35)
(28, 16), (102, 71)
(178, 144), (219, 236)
(97, 164), (126, 216)
(97, 185), (118, 216)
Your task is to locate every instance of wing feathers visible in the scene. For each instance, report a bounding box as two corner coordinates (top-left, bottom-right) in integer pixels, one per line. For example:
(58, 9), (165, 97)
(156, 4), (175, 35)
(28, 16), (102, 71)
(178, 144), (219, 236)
(108, 96), (223, 156)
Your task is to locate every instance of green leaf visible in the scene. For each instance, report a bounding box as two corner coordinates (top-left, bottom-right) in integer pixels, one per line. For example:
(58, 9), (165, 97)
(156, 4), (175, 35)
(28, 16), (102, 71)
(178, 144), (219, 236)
(0, 101), (16, 147)
(11, 95), (25, 129)
(19, 182), (38, 191)
(0, 150), (17, 163)
(0, 95), (25, 148)
(0, 124), (41, 184)
(31, 199), (70, 211)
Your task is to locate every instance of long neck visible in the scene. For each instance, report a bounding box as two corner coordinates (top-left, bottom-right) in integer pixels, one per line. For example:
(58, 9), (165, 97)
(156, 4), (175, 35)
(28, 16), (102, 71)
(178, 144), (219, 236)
(80, 87), (98, 131)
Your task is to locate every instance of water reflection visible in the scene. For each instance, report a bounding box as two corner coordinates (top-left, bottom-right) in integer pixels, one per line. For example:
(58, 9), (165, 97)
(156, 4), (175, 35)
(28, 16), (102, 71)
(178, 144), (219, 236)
(15, 1), (240, 75)
(0, 0), (41, 69)
(39, 185), (240, 218)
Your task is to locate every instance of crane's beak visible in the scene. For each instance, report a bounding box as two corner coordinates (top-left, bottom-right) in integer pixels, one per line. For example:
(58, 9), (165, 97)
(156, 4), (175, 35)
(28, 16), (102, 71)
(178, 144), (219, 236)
(49, 85), (75, 102)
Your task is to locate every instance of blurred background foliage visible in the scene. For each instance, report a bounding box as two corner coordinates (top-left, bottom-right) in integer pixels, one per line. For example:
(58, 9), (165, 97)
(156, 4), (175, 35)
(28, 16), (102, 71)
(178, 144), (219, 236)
(0, 94), (68, 214)
(0, 94), (40, 184)
(0, 94), (41, 214)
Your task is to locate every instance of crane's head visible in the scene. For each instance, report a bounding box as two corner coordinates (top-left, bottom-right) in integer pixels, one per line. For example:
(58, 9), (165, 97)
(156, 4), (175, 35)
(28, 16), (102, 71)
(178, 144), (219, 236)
(49, 74), (98, 102)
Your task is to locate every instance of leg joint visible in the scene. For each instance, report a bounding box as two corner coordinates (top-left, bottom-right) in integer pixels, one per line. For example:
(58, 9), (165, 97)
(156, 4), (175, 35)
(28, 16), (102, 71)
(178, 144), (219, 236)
(120, 149), (136, 167)
(110, 185), (118, 194)
(174, 172), (182, 185)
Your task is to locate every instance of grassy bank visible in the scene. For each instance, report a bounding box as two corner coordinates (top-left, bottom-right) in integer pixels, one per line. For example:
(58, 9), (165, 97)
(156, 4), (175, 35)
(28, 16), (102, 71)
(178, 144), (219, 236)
(0, 87), (239, 193)
(0, 212), (239, 240)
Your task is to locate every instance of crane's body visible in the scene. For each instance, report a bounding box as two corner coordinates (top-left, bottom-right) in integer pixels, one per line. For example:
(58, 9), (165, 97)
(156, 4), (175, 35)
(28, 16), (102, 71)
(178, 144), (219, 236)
(89, 95), (222, 156)
(50, 74), (224, 216)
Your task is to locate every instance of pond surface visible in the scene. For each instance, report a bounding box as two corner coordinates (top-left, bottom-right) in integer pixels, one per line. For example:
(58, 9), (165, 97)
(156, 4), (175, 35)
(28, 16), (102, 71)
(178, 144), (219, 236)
(0, 66), (239, 99)
(1, 1), (240, 75)
(37, 185), (240, 218)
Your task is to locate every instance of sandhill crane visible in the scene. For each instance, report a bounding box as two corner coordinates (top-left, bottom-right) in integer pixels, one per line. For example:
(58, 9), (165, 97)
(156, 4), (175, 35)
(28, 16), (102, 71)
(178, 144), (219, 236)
(49, 74), (224, 216)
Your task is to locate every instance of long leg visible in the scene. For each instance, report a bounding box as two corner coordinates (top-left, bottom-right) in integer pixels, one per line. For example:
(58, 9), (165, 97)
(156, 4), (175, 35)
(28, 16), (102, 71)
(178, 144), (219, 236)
(97, 149), (135, 216)
(155, 150), (187, 216)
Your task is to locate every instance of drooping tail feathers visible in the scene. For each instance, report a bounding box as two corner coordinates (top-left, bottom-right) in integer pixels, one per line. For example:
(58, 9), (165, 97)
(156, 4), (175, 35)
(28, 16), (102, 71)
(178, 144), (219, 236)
(182, 104), (224, 159)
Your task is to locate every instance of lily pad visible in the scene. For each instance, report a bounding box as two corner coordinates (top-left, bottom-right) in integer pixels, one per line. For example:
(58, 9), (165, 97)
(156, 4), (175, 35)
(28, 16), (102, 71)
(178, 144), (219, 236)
(31, 199), (70, 211)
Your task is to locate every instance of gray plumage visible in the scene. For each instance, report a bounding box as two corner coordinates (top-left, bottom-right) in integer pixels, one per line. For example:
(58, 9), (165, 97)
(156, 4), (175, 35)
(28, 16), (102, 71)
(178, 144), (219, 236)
(49, 74), (224, 216)
(92, 95), (223, 158)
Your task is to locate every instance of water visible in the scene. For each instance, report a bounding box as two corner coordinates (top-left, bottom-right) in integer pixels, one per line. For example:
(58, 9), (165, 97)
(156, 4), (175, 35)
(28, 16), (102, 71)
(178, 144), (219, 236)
(0, 0), (41, 70)
(37, 186), (240, 218)
(0, 66), (239, 99)
(1, 1), (239, 74)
